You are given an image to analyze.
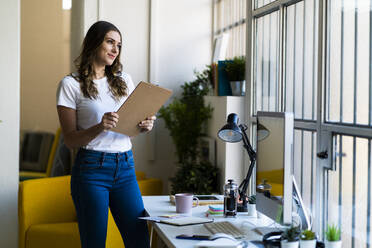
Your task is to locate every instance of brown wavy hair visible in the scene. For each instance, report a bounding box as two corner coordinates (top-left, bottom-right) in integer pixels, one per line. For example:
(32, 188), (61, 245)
(73, 21), (128, 101)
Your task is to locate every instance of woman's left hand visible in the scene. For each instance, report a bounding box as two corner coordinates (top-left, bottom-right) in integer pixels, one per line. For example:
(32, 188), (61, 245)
(139, 115), (156, 132)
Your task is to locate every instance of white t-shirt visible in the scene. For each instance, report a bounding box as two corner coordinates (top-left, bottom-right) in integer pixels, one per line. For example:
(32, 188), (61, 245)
(56, 72), (135, 153)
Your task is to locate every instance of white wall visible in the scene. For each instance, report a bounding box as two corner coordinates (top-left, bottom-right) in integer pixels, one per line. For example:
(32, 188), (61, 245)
(97, 0), (212, 193)
(99, 0), (150, 84)
(155, 0), (212, 90)
(0, 0), (20, 247)
(138, 0), (212, 193)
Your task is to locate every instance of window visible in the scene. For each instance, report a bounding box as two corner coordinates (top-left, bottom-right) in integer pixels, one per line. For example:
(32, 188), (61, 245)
(324, 0), (372, 246)
(326, 0), (371, 126)
(254, 10), (280, 112)
(247, 0), (372, 246)
(253, 0), (320, 231)
(213, 0), (247, 58)
(284, 1), (318, 120)
(328, 135), (371, 247)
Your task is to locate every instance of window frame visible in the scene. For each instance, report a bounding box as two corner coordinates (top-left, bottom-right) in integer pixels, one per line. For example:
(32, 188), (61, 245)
(246, 0), (372, 237)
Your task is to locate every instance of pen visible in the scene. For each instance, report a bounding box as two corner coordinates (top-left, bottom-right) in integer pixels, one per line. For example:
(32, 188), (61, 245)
(176, 234), (210, 240)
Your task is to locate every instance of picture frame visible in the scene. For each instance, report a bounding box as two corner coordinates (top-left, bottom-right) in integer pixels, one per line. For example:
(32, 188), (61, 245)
(212, 33), (229, 63)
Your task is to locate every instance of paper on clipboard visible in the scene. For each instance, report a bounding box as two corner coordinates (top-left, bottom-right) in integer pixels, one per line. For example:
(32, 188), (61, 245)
(113, 81), (172, 137)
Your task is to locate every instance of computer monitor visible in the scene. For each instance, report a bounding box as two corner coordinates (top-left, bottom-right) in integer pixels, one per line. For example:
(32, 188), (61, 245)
(255, 111), (294, 225)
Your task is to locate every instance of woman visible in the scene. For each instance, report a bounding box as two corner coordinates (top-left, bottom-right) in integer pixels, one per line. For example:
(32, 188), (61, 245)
(56, 21), (154, 248)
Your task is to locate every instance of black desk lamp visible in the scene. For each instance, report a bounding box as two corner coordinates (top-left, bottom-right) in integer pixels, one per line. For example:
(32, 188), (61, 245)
(218, 113), (269, 212)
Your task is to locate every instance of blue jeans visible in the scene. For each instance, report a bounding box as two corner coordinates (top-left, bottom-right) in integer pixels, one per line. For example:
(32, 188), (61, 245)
(71, 149), (150, 248)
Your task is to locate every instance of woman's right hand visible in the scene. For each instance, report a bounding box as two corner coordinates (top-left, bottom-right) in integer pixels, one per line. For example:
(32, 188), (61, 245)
(100, 112), (119, 131)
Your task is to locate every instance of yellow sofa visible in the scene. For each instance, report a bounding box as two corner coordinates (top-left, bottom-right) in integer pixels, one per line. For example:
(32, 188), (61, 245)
(19, 172), (162, 248)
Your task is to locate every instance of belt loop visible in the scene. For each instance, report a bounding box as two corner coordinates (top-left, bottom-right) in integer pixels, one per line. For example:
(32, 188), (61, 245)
(100, 152), (105, 167)
(124, 152), (128, 162)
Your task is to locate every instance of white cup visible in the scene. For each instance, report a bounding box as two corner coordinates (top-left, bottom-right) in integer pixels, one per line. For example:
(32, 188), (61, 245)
(175, 193), (199, 216)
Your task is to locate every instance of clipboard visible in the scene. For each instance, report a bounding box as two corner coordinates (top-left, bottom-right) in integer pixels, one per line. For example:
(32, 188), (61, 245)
(113, 81), (172, 136)
(159, 217), (213, 226)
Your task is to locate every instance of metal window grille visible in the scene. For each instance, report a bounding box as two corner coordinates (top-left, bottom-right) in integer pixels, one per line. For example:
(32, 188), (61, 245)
(245, 0), (372, 246)
(255, 0), (277, 10)
(254, 11), (280, 113)
(217, 0), (372, 245)
(328, 135), (371, 247)
(326, 0), (371, 127)
(323, 0), (372, 246)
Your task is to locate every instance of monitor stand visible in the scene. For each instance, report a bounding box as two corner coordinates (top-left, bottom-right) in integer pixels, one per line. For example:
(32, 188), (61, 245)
(292, 176), (311, 230)
(254, 177), (311, 236)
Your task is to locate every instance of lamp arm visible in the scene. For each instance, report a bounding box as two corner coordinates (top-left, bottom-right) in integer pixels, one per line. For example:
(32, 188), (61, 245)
(239, 124), (256, 162)
(238, 160), (255, 200)
(237, 124), (257, 207)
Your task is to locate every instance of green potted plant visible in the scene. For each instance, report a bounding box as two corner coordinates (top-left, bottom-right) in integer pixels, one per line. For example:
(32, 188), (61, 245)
(247, 195), (256, 217)
(224, 56), (245, 96)
(324, 224), (341, 248)
(281, 225), (301, 248)
(300, 229), (317, 248)
(159, 67), (219, 195)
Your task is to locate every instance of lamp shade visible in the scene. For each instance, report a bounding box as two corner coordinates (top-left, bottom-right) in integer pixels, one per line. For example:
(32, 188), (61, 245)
(218, 113), (242, 143)
(257, 123), (270, 141)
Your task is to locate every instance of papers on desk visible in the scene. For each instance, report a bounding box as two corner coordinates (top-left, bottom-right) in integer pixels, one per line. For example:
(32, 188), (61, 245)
(139, 215), (213, 226)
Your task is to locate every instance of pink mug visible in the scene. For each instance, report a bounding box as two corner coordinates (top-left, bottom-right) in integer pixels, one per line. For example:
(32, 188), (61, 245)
(175, 193), (199, 215)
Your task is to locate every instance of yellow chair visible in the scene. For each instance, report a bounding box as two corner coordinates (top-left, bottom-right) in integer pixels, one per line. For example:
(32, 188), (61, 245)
(19, 128), (62, 180)
(19, 173), (163, 248)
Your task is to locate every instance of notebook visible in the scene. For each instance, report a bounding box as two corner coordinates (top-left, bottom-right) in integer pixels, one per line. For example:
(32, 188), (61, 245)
(139, 216), (213, 226)
(160, 217), (214, 226)
(113, 82), (172, 136)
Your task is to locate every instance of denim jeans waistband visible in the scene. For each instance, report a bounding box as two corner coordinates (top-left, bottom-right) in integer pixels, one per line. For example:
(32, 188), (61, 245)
(78, 148), (132, 159)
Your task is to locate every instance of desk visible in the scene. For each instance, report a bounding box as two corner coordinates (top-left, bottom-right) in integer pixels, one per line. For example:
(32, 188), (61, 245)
(143, 196), (274, 248)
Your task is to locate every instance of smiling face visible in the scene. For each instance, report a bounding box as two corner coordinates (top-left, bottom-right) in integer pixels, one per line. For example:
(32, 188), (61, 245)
(95, 31), (122, 67)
